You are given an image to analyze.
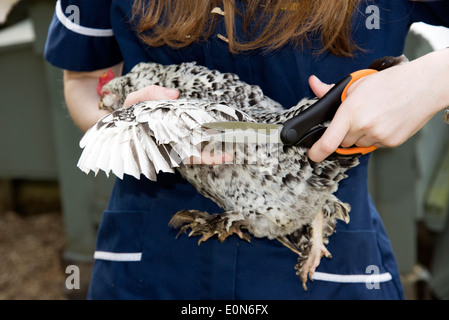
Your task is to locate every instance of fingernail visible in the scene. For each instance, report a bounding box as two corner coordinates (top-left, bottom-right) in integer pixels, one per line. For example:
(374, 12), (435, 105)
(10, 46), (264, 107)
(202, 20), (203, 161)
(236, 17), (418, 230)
(311, 75), (322, 84)
(223, 153), (234, 164)
(165, 88), (179, 98)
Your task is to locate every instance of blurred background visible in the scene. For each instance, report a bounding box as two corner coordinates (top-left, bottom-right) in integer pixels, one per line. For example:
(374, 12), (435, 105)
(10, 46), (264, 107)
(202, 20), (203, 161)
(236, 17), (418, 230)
(0, 0), (448, 300)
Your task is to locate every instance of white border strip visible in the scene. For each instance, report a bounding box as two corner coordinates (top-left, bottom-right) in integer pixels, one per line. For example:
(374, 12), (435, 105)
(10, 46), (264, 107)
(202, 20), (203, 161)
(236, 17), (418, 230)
(94, 251), (142, 262)
(55, 0), (114, 37)
(312, 271), (392, 283)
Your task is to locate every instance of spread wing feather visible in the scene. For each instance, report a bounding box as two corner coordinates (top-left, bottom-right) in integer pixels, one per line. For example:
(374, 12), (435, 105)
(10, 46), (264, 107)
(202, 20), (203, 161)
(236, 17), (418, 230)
(77, 98), (254, 180)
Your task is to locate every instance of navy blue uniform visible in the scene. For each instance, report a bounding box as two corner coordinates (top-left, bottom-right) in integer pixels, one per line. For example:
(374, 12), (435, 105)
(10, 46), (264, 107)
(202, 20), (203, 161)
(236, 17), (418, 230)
(45, 0), (449, 299)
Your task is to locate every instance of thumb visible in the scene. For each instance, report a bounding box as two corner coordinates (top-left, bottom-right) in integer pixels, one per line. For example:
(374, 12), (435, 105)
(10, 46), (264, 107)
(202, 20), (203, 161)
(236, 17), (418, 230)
(307, 109), (350, 162)
(309, 75), (333, 99)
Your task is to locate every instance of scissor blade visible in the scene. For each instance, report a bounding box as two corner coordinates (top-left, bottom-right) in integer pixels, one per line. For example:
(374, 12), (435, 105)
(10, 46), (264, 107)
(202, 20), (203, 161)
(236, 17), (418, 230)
(202, 121), (283, 144)
(203, 121), (281, 131)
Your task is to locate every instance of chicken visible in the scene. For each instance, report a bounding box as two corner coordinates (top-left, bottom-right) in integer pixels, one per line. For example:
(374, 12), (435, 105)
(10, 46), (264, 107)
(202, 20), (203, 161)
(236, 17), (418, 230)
(78, 55), (406, 289)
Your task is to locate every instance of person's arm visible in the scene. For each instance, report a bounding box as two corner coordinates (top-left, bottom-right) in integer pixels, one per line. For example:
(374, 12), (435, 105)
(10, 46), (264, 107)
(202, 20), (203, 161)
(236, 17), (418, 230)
(308, 48), (449, 162)
(63, 63), (123, 132)
(63, 62), (181, 132)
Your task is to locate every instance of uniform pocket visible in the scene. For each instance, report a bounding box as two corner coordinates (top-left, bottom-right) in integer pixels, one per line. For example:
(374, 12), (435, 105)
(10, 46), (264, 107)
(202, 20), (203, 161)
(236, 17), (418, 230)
(88, 210), (146, 299)
(307, 229), (403, 299)
(94, 210), (145, 257)
(320, 230), (388, 276)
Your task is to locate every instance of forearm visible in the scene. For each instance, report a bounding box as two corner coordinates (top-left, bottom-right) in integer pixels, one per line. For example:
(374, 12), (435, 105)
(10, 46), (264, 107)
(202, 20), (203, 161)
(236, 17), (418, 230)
(63, 62), (123, 132)
(410, 48), (449, 115)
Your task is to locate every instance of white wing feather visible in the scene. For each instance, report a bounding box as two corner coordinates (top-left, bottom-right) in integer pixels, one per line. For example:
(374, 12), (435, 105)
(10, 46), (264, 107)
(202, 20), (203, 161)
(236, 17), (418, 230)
(77, 99), (253, 181)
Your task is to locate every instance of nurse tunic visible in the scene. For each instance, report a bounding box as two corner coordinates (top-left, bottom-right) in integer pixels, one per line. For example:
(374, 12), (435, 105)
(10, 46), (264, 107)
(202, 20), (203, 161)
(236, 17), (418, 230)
(45, 0), (449, 299)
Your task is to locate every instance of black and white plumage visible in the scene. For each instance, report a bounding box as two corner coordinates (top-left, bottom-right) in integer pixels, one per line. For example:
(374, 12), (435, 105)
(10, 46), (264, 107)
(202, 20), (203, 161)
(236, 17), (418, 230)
(79, 99), (254, 181)
(78, 56), (406, 289)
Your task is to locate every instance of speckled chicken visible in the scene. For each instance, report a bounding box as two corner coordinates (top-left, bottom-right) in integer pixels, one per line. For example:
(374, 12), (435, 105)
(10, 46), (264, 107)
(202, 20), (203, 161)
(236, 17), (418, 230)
(78, 56), (406, 289)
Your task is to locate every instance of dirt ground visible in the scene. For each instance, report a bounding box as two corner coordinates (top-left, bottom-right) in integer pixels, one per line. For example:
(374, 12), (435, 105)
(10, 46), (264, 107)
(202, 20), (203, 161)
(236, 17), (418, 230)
(0, 210), (67, 300)
(0, 180), (67, 300)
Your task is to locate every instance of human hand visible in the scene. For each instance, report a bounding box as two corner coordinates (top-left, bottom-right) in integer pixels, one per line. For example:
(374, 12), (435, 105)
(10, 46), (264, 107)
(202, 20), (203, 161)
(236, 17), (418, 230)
(306, 58), (445, 162)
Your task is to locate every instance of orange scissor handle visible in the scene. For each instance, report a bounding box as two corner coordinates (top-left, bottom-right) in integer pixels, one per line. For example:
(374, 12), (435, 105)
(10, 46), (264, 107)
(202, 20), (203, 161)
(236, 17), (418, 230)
(341, 69), (378, 100)
(336, 68), (379, 156)
(336, 145), (378, 156)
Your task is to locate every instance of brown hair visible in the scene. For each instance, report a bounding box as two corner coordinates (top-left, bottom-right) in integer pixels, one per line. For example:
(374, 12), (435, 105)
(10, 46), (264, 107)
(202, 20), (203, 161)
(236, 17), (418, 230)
(132, 0), (362, 56)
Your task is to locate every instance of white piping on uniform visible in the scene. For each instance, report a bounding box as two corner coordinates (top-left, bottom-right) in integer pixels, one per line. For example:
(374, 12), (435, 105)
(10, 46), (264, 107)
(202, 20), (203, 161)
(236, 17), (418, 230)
(55, 0), (114, 37)
(312, 271), (393, 283)
(94, 251), (142, 262)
